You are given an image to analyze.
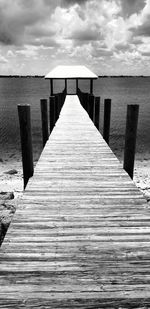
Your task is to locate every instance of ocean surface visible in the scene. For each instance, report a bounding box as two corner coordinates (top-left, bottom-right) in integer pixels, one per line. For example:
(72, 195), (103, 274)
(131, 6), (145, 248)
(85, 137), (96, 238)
(0, 76), (150, 162)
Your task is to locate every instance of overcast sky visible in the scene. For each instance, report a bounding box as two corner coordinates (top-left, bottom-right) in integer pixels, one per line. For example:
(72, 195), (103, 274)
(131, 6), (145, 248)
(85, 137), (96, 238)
(0, 0), (150, 75)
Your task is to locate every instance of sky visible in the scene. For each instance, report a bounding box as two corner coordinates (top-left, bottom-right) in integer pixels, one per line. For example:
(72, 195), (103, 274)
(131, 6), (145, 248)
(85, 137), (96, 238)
(1, 0), (150, 75)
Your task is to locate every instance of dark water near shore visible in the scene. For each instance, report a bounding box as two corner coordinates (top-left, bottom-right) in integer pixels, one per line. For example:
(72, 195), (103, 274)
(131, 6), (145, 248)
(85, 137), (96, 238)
(0, 76), (150, 161)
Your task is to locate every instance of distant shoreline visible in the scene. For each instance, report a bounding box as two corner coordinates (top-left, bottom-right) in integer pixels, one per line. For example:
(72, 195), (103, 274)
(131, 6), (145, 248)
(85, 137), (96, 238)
(0, 75), (150, 78)
(0, 75), (45, 78)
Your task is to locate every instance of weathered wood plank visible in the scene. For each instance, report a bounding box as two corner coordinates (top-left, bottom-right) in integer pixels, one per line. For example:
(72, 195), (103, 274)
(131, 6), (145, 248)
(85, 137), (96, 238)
(0, 95), (149, 306)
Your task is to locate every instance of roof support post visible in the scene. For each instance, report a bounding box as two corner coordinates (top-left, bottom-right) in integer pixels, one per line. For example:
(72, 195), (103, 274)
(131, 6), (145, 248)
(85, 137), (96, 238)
(90, 79), (93, 94)
(76, 79), (78, 94)
(65, 79), (67, 95)
(50, 79), (53, 96)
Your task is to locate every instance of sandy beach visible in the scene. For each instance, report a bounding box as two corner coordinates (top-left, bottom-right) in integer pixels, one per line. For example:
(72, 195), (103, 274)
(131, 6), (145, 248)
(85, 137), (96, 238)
(0, 145), (41, 245)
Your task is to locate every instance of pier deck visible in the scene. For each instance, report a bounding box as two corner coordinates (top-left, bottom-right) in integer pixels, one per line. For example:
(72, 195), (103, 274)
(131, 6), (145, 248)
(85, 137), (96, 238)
(0, 95), (150, 307)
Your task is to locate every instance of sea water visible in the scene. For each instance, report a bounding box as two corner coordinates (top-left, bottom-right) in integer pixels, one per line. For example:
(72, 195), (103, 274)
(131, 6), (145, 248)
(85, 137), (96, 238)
(0, 76), (150, 161)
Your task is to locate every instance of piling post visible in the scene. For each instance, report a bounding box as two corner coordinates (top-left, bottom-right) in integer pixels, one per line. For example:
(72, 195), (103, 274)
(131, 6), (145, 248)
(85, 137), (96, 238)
(81, 92), (86, 110)
(103, 98), (111, 145)
(59, 93), (63, 113)
(79, 89), (83, 107)
(94, 96), (100, 130)
(56, 94), (61, 119)
(55, 94), (61, 121)
(86, 93), (90, 114)
(89, 94), (95, 121)
(123, 104), (139, 179)
(82, 93), (90, 114)
(63, 88), (66, 104)
(49, 96), (56, 133)
(40, 99), (49, 147)
(18, 105), (34, 189)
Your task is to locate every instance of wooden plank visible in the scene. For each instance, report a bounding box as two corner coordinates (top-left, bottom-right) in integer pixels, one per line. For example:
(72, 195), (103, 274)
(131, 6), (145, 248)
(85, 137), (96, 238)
(0, 95), (150, 307)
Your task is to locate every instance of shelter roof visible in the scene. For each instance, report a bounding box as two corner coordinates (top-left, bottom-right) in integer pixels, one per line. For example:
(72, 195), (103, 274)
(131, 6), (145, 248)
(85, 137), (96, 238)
(45, 65), (98, 79)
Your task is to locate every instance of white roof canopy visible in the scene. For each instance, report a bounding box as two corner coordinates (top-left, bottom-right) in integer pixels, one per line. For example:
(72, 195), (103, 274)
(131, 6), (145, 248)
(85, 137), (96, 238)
(45, 65), (98, 79)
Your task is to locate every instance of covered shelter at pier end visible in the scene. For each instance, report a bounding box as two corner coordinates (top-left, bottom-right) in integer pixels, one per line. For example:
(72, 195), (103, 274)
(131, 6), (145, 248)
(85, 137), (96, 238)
(45, 65), (98, 95)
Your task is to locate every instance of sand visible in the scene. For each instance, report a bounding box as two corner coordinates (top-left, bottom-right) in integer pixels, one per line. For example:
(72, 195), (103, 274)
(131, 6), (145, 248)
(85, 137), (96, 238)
(134, 159), (150, 201)
(0, 146), (41, 245)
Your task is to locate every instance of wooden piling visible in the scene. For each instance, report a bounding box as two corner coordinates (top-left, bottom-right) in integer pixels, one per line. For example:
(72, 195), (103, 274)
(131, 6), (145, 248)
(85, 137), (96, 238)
(40, 99), (49, 147)
(82, 92), (90, 114)
(18, 105), (34, 189)
(55, 94), (61, 119)
(49, 96), (56, 133)
(123, 104), (139, 179)
(81, 92), (86, 110)
(86, 93), (90, 114)
(55, 94), (62, 121)
(94, 96), (100, 130)
(89, 94), (94, 121)
(103, 98), (111, 145)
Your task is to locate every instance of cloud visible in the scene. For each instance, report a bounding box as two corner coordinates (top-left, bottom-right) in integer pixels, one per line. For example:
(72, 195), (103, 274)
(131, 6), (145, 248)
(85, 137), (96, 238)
(120, 0), (145, 17)
(16, 45), (39, 58)
(52, 0), (122, 45)
(0, 54), (8, 63)
(128, 0), (150, 37)
(0, 0), (56, 46)
(62, 0), (88, 6)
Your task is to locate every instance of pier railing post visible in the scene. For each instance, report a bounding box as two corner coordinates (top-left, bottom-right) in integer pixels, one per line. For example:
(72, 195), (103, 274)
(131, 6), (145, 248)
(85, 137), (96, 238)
(89, 94), (95, 121)
(57, 94), (60, 116)
(63, 88), (66, 104)
(82, 91), (85, 109)
(54, 94), (58, 122)
(40, 99), (49, 147)
(58, 93), (62, 115)
(87, 93), (90, 115)
(123, 104), (139, 179)
(49, 96), (56, 133)
(18, 105), (34, 189)
(94, 96), (100, 130)
(103, 98), (111, 145)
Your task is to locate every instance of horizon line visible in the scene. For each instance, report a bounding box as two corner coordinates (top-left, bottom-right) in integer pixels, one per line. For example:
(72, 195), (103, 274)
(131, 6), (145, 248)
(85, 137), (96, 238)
(0, 74), (150, 78)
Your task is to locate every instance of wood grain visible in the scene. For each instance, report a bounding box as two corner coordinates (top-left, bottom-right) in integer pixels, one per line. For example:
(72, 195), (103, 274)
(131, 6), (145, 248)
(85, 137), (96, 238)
(0, 95), (149, 307)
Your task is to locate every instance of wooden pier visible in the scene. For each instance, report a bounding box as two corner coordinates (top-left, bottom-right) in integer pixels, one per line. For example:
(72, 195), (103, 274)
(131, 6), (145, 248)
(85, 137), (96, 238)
(0, 95), (150, 307)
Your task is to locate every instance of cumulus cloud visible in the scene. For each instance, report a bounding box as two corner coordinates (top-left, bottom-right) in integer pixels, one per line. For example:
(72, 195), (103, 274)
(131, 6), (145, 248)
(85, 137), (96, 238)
(52, 0), (122, 45)
(127, 0), (150, 37)
(0, 0), (56, 45)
